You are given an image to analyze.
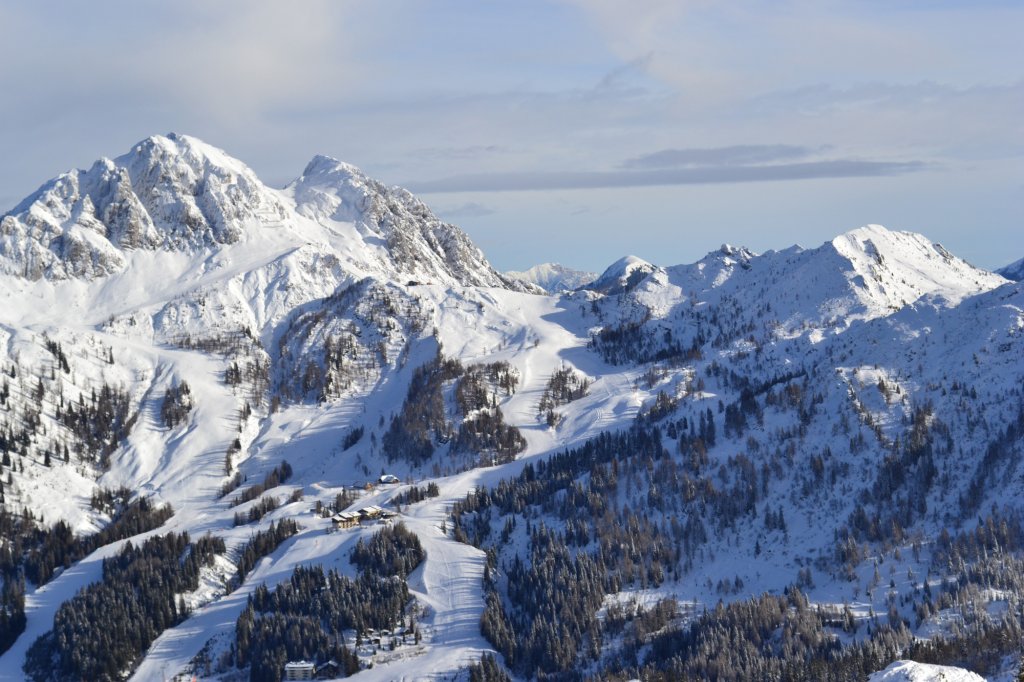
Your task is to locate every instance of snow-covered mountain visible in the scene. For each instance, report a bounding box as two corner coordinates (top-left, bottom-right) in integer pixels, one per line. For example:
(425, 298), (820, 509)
(505, 262), (595, 292)
(594, 225), (1007, 354)
(0, 134), (524, 291)
(286, 153), (525, 290)
(999, 256), (1024, 281)
(586, 254), (658, 294)
(0, 135), (1020, 682)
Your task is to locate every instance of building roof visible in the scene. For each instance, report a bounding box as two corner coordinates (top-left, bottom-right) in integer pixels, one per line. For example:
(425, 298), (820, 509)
(284, 660), (316, 669)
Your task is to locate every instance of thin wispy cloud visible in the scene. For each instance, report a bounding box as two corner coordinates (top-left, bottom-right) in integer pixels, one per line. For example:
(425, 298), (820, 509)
(434, 202), (497, 219)
(409, 145), (508, 162)
(410, 159), (927, 193)
(622, 145), (816, 169)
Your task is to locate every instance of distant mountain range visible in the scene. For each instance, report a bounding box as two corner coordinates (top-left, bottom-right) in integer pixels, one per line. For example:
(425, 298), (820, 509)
(505, 262), (596, 293)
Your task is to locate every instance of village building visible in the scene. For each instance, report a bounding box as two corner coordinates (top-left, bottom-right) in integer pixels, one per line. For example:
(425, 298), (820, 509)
(358, 504), (385, 520)
(331, 511), (361, 530)
(283, 660), (316, 680)
(316, 660), (341, 679)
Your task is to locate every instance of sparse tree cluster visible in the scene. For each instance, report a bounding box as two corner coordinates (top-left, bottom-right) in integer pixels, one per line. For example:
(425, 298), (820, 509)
(382, 350), (463, 464)
(57, 383), (134, 466)
(392, 482), (440, 506)
(233, 495), (280, 526)
(342, 425), (364, 450)
(234, 519), (300, 586)
(160, 380), (193, 428)
(230, 461), (293, 507)
(537, 367), (589, 420)
(590, 319), (703, 366)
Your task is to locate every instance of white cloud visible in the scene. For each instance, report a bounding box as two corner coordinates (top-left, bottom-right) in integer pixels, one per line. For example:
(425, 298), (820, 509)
(133, 0), (360, 119)
(562, 0), (1024, 98)
(0, 1), (362, 126)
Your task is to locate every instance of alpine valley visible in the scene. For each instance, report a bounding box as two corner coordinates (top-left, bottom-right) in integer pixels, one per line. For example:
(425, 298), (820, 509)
(0, 134), (1020, 682)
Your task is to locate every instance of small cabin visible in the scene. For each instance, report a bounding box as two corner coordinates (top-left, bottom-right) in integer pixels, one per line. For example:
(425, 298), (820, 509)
(379, 473), (400, 484)
(332, 511), (361, 530)
(316, 660), (340, 679)
(284, 660), (316, 681)
(358, 504), (385, 520)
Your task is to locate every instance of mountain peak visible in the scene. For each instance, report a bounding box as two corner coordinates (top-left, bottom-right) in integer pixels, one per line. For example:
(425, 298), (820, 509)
(299, 153), (363, 180)
(505, 263), (596, 293)
(0, 135), (526, 290)
(286, 153), (527, 291)
(823, 225), (1004, 310)
(997, 256), (1024, 281)
(712, 242), (756, 264)
(0, 133), (286, 279)
(740, 225), (1009, 329)
(588, 255), (657, 294)
(122, 133), (251, 175)
(831, 224), (925, 258)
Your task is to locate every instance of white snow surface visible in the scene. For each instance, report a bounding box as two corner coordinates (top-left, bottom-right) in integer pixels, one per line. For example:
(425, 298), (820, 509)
(0, 135), (1021, 681)
(869, 660), (985, 682)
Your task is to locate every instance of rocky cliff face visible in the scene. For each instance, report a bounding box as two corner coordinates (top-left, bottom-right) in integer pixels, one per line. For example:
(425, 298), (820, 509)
(288, 154), (529, 290)
(0, 134), (285, 279)
(0, 134), (526, 290)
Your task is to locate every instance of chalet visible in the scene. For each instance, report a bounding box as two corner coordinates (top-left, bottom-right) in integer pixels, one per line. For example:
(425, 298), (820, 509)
(316, 660), (341, 679)
(284, 660), (316, 680)
(358, 505), (385, 520)
(331, 511), (361, 530)
(379, 473), (400, 484)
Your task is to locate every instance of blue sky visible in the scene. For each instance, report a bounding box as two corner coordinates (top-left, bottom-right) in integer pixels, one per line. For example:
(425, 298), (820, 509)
(0, 1), (1020, 272)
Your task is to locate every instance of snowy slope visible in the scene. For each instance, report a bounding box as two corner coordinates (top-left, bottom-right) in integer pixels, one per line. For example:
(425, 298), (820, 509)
(0, 136), (1022, 681)
(998, 256), (1024, 281)
(870, 660), (985, 682)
